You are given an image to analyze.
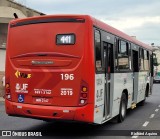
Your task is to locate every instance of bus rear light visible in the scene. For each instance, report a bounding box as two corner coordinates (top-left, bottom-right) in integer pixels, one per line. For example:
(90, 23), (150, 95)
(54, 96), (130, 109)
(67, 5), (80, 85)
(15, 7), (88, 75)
(6, 89), (10, 93)
(6, 83), (10, 88)
(80, 99), (86, 104)
(82, 86), (87, 92)
(79, 81), (89, 106)
(6, 94), (11, 99)
(81, 93), (87, 98)
(5, 83), (11, 101)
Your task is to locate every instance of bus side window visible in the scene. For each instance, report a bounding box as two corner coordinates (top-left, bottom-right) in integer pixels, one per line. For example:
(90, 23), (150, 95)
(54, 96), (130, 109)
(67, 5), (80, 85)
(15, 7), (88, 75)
(144, 50), (149, 71)
(95, 30), (102, 71)
(114, 38), (118, 70)
(140, 48), (144, 71)
(117, 40), (129, 70)
(128, 43), (132, 70)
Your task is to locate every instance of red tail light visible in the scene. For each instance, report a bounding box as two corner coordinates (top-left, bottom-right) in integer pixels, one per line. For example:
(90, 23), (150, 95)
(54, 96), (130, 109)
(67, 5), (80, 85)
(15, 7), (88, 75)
(79, 81), (88, 106)
(5, 83), (11, 100)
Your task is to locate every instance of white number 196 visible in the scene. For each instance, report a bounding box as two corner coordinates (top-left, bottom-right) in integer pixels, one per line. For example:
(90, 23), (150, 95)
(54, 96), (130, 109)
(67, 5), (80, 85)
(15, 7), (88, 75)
(61, 74), (74, 80)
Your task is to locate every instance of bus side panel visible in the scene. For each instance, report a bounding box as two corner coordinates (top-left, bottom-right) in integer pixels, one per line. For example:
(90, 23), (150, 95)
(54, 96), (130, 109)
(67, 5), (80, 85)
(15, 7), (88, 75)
(133, 72), (139, 103)
(137, 71), (148, 103)
(111, 73), (133, 117)
(127, 73), (134, 109)
(94, 74), (105, 124)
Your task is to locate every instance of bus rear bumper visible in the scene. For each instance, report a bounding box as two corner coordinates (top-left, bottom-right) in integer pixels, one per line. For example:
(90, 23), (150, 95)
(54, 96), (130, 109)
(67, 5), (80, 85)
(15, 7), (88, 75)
(5, 99), (94, 123)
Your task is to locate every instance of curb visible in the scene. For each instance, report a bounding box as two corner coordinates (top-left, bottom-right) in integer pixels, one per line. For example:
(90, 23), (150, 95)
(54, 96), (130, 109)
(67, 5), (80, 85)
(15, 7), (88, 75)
(0, 97), (4, 102)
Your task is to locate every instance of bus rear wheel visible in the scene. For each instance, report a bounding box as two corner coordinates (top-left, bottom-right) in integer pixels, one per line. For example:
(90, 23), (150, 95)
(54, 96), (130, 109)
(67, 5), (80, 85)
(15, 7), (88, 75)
(117, 93), (127, 123)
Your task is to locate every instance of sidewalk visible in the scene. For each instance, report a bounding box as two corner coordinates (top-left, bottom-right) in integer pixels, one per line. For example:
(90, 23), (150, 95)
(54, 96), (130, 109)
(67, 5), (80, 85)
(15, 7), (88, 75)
(0, 97), (4, 102)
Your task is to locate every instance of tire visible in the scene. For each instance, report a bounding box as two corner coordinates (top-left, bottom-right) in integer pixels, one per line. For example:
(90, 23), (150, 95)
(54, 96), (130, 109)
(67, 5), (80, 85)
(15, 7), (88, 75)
(117, 93), (127, 123)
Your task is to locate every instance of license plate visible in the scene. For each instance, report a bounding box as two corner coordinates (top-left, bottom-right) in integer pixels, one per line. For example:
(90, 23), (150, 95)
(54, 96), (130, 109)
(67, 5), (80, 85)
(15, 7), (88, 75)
(33, 97), (52, 104)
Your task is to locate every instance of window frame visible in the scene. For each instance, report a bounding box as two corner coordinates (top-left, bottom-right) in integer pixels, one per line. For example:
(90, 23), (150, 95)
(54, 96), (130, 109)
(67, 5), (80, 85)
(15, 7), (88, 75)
(117, 39), (130, 71)
(144, 50), (149, 71)
(94, 29), (103, 73)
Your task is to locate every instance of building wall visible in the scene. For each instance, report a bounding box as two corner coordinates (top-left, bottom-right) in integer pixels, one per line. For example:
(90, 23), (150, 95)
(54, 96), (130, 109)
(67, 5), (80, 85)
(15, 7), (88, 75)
(0, 23), (8, 48)
(0, 0), (43, 17)
(0, 49), (6, 71)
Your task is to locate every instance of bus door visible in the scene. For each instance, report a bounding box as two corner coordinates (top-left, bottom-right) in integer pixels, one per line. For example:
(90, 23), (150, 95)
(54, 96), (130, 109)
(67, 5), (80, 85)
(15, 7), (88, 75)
(132, 50), (139, 102)
(103, 42), (112, 119)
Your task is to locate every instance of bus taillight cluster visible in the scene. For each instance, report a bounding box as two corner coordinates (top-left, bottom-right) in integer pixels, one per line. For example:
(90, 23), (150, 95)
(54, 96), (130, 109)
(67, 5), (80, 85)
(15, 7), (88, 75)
(5, 83), (11, 100)
(79, 81), (88, 106)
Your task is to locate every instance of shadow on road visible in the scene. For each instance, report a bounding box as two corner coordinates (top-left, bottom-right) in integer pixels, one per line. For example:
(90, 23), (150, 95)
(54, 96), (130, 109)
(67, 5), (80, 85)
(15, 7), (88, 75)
(24, 103), (150, 136)
(27, 121), (108, 136)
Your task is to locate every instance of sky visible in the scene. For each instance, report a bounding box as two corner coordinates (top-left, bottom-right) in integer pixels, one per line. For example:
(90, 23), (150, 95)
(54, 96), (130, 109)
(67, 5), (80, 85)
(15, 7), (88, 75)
(16, 0), (160, 46)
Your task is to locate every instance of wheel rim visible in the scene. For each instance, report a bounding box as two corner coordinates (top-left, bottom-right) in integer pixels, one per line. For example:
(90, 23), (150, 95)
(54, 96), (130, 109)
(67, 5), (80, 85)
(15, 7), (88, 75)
(121, 102), (126, 118)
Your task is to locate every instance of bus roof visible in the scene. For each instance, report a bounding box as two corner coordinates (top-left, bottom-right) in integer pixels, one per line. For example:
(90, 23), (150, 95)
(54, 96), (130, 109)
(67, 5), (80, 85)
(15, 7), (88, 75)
(90, 16), (152, 51)
(10, 14), (152, 51)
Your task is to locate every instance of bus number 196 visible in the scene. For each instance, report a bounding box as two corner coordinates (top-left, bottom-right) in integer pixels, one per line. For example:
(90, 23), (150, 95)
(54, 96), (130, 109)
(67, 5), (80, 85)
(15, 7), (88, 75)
(61, 74), (74, 80)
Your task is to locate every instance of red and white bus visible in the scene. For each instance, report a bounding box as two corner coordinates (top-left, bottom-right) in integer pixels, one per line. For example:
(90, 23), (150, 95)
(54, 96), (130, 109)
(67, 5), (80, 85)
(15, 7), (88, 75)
(5, 15), (154, 124)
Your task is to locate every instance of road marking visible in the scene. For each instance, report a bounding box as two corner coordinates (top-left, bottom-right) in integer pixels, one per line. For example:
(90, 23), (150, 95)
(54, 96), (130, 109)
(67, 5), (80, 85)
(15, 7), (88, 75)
(143, 121), (149, 127)
(155, 109), (159, 112)
(131, 135), (138, 138)
(150, 114), (155, 118)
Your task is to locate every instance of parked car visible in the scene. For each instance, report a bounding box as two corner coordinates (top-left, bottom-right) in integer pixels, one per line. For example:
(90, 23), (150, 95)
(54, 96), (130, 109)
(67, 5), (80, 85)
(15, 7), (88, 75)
(2, 76), (5, 87)
(154, 72), (160, 83)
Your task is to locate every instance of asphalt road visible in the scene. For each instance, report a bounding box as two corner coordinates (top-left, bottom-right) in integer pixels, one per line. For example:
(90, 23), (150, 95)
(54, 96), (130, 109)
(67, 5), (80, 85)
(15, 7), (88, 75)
(0, 84), (160, 139)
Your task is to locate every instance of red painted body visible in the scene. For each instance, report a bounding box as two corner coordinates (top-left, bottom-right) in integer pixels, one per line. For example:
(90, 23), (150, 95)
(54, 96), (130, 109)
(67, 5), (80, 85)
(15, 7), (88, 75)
(5, 15), (152, 123)
(5, 15), (95, 123)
